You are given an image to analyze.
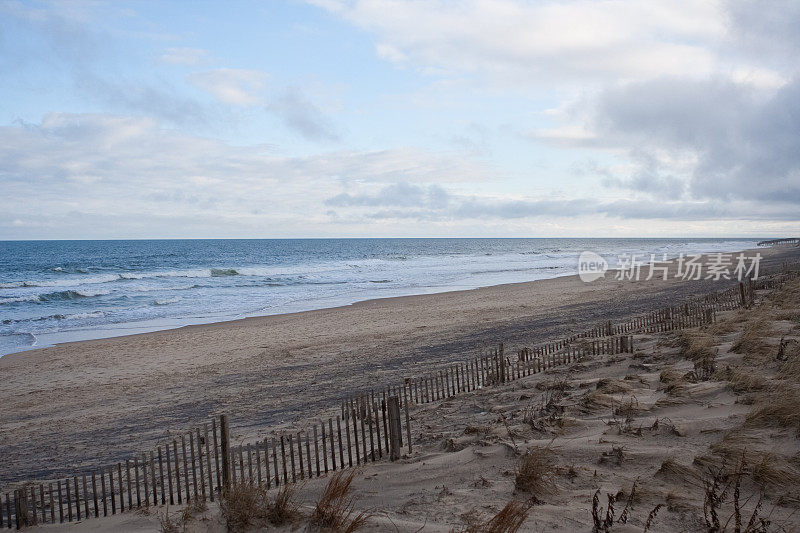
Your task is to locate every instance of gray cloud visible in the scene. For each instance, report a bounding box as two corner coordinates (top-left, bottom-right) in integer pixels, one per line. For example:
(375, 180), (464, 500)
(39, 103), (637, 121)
(592, 76), (800, 204)
(726, 0), (800, 66)
(269, 87), (340, 142)
(80, 76), (212, 126)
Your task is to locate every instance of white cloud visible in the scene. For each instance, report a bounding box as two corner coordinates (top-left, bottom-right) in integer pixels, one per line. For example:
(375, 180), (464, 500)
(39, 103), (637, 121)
(312, 0), (740, 84)
(187, 68), (269, 105)
(6, 111), (794, 239)
(0, 113), (495, 237)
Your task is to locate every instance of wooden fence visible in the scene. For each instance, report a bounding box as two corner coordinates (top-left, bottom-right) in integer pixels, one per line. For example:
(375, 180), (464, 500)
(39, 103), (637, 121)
(0, 395), (411, 529)
(1, 271), (797, 529)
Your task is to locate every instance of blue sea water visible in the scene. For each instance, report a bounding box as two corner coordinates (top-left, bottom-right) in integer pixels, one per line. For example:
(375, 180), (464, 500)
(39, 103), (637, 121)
(0, 238), (759, 356)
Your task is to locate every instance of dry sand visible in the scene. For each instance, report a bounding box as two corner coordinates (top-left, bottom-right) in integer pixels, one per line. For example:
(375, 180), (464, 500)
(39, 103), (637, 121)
(2, 245), (800, 532)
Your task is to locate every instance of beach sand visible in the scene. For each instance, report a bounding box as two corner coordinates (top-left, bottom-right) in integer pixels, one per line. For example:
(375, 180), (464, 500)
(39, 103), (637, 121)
(1, 246), (799, 532)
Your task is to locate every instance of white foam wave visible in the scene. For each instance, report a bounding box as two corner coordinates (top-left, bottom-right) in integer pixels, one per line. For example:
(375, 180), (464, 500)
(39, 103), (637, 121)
(0, 295), (41, 305)
(154, 297), (180, 306)
(64, 311), (105, 320)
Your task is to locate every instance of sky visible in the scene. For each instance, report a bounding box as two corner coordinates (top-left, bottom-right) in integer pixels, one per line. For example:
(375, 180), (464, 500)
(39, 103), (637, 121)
(1, 0), (799, 239)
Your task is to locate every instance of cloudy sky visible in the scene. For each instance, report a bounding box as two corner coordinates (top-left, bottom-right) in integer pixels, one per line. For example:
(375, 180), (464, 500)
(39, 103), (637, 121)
(1, 0), (798, 239)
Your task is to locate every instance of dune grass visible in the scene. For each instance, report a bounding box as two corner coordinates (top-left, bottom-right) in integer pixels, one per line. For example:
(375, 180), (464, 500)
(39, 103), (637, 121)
(219, 483), (299, 532)
(309, 470), (371, 532)
(514, 446), (558, 496)
(454, 500), (531, 533)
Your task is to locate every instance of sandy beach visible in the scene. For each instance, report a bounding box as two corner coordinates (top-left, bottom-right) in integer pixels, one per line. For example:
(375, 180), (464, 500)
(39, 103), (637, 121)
(1, 245), (799, 532)
(0, 247), (792, 479)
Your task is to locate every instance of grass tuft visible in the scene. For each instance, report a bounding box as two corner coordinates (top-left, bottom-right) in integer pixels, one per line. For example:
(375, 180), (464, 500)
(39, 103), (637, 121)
(679, 331), (717, 380)
(595, 378), (632, 394)
(220, 483), (299, 532)
(310, 470), (371, 532)
(514, 446), (557, 495)
(731, 318), (774, 363)
(745, 386), (800, 433)
(717, 365), (769, 393)
(453, 499), (531, 533)
(655, 458), (702, 487)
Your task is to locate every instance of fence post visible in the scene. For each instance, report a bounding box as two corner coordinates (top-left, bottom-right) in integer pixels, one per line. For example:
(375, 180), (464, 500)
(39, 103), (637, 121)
(739, 282), (746, 307)
(15, 488), (30, 529)
(498, 343), (506, 383)
(387, 396), (402, 461)
(220, 415), (231, 493)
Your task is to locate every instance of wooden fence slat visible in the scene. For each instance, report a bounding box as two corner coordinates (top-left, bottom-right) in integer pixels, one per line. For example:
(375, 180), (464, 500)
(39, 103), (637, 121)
(134, 456), (141, 508)
(238, 444), (245, 486)
(287, 435), (296, 483)
(91, 475), (98, 519)
(142, 454), (149, 509)
(126, 459), (132, 510)
(99, 470), (106, 518)
(264, 438), (272, 489)
(246, 442), (252, 484)
(367, 400), (375, 461)
(166, 443), (174, 505)
(271, 437), (280, 486)
(295, 433), (303, 480)
(158, 447), (166, 505)
(320, 423), (328, 474)
(381, 394), (389, 452)
(212, 418), (221, 493)
(73, 476), (80, 521)
(172, 440), (182, 504)
(116, 463), (123, 512)
(66, 477), (73, 521)
(280, 436), (288, 484)
(255, 441), (263, 487)
(7, 491), (14, 528)
(150, 451), (158, 506)
(82, 475), (89, 519)
(182, 436), (190, 501)
(196, 430), (209, 501)
(336, 416), (344, 470)
(189, 435), (198, 500)
(373, 400), (382, 459)
(403, 381), (412, 453)
(29, 485), (37, 526)
(359, 402), (368, 463)
(344, 411), (353, 467)
(40, 484), (46, 524)
(314, 425), (321, 476)
(330, 418), (338, 471)
(305, 431), (312, 479)
(158, 446), (167, 505)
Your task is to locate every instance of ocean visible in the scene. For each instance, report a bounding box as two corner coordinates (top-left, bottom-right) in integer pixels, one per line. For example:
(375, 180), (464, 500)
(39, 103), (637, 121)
(0, 238), (759, 356)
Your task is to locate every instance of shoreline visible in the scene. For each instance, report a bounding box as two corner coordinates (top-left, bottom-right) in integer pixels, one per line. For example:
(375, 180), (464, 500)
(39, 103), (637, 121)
(0, 243), (770, 359)
(2, 270), (572, 359)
